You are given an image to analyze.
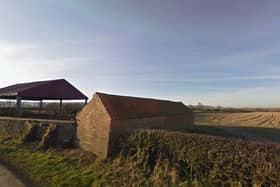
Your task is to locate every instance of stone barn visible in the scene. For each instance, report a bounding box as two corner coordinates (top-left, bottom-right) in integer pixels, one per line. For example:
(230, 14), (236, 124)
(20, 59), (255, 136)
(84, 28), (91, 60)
(76, 92), (193, 158)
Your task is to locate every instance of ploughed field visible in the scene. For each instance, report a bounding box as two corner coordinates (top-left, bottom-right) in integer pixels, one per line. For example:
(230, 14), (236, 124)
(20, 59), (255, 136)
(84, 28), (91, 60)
(193, 112), (280, 144)
(195, 112), (280, 128)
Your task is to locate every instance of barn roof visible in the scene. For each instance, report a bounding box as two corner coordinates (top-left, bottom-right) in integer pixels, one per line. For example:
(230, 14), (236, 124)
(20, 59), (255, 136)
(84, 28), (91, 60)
(0, 79), (88, 100)
(96, 92), (190, 120)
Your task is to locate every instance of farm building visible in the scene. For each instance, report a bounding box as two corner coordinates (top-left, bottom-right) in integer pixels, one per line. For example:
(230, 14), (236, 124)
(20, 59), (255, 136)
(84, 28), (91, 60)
(0, 79), (88, 116)
(76, 92), (193, 158)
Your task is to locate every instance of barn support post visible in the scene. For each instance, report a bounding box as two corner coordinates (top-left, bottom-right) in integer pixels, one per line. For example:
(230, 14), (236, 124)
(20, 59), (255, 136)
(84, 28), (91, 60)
(8, 99), (12, 116)
(84, 99), (88, 105)
(58, 99), (63, 115)
(16, 96), (22, 117)
(39, 100), (43, 113)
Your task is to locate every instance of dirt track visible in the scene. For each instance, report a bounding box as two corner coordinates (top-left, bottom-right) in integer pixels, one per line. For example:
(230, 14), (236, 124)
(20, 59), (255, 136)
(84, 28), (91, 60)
(195, 112), (280, 128)
(0, 164), (26, 187)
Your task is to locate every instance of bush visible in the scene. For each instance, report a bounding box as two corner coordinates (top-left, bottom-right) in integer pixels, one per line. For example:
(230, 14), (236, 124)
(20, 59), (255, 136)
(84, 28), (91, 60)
(117, 130), (280, 186)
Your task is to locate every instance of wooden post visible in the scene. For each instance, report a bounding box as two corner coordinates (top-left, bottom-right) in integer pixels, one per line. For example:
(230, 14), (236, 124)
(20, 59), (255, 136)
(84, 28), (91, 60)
(16, 96), (22, 117)
(84, 99), (88, 105)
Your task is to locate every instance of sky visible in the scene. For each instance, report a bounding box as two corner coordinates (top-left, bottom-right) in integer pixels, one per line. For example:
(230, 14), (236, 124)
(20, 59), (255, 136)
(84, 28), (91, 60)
(0, 0), (280, 107)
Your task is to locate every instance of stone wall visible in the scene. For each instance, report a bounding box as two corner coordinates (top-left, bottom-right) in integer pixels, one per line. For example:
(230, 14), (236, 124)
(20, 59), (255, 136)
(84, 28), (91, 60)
(0, 117), (76, 147)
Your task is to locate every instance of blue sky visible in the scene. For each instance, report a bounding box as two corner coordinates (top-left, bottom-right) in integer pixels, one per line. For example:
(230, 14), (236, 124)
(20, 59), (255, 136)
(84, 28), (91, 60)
(0, 0), (280, 107)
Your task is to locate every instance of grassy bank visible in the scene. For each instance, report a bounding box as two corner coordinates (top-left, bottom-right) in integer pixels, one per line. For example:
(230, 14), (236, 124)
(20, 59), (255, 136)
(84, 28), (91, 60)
(1, 130), (280, 187)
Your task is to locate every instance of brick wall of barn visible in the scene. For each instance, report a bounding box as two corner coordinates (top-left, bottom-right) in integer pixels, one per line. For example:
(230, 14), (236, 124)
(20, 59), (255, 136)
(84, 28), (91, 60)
(76, 95), (111, 158)
(76, 94), (193, 158)
(110, 115), (193, 133)
(107, 113), (193, 156)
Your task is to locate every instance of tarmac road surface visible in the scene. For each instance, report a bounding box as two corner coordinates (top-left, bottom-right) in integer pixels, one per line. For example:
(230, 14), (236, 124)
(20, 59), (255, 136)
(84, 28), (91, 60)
(0, 164), (26, 187)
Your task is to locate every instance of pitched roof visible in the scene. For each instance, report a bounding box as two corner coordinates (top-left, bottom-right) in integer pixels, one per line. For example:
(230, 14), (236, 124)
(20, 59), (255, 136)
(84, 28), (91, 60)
(96, 92), (191, 120)
(0, 79), (88, 100)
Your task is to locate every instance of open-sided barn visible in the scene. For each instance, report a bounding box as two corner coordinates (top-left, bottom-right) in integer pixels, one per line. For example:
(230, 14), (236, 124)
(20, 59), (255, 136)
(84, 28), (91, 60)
(76, 92), (193, 158)
(0, 79), (88, 116)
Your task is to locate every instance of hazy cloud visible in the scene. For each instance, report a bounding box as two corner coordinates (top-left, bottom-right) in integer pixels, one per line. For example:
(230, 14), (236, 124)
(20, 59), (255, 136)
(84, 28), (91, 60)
(0, 1), (280, 106)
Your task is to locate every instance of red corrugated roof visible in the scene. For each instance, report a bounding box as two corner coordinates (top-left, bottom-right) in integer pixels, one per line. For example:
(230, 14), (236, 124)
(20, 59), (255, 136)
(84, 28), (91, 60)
(0, 79), (88, 100)
(97, 92), (191, 120)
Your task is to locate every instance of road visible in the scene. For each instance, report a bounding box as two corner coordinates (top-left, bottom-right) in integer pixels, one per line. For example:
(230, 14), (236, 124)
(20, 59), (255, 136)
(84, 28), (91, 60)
(0, 164), (26, 187)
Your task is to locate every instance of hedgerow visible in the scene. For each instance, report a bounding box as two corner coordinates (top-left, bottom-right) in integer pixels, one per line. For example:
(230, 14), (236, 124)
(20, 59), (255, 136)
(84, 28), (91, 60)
(0, 130), (280, 187)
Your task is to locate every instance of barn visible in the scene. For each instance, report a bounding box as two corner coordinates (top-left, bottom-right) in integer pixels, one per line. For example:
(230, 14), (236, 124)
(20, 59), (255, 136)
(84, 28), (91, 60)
(76, 92), (193, 158)
(0, 79), (88, 117)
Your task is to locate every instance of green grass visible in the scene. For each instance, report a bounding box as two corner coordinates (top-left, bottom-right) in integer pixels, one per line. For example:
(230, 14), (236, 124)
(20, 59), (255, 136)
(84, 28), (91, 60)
(0, 145), (98, 187)
(1, 130), (280, 187)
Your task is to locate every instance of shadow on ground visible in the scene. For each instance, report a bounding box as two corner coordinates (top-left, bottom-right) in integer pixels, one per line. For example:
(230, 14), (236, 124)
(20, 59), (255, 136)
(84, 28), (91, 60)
(186, 124), (280, 144)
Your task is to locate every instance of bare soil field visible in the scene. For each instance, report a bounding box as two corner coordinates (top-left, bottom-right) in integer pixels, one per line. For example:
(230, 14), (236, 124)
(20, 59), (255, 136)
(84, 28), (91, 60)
(195, 112), (280, 128)
(192, 112), (280, 144)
